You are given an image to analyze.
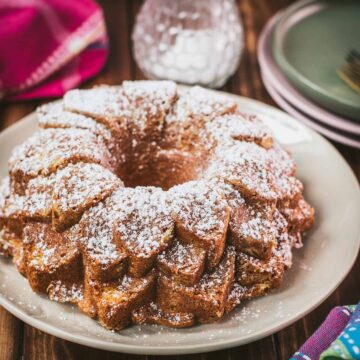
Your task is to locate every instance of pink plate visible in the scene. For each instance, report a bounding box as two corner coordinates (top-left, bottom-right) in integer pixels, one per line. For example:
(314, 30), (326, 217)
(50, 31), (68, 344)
(262, 72), (360, 149)
(257, 12), (360, 136)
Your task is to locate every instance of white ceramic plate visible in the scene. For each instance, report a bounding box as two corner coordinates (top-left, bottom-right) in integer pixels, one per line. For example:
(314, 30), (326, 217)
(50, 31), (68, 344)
(0, 93), (359, 355)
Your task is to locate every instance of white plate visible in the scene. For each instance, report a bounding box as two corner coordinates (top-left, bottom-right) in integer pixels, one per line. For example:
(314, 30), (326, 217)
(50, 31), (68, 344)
(0, 94), (359, 355)
(257, 11), (360, 136)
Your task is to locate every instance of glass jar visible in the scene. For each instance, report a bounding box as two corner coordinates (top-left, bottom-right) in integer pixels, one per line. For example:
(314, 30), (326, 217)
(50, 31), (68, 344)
(132, 0), (243, 88)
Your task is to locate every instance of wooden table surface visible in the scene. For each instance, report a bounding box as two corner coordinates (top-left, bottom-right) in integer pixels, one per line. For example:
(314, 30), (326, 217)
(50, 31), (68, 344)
(0, 1), (359, 359)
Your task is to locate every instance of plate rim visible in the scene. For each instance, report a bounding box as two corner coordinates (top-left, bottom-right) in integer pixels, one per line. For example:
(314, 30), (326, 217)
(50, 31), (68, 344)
(261, 72), (360, 149)
(0, 95), (359, 355)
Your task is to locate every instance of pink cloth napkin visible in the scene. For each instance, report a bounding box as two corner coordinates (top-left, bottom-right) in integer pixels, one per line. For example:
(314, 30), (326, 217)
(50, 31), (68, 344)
(0, 0), (108, 100)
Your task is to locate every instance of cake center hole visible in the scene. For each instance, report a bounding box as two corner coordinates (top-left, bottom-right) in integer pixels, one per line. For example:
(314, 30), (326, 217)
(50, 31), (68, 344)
(121, 149), (202, 190)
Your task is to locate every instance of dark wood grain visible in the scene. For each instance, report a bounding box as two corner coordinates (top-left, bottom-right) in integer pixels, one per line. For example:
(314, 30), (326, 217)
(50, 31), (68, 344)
(0, 1), (358, 359)
(0, 307), (23, 360)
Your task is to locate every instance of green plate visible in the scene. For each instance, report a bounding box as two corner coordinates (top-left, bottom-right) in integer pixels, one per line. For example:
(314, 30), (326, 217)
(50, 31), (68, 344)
(273, 0), (360, 121)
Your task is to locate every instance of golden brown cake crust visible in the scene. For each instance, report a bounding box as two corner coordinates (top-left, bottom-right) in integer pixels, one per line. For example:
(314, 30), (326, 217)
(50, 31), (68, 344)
(0, 81), (314, 330)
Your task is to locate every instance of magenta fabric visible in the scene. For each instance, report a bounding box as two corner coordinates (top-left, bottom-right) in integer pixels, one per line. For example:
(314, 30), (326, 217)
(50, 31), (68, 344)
(0, 0), (108, 100)
(291, 306), (355, 360)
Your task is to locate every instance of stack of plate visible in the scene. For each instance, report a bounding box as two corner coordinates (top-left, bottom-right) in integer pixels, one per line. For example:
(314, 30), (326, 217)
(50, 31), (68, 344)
(258, 0), (360, 148)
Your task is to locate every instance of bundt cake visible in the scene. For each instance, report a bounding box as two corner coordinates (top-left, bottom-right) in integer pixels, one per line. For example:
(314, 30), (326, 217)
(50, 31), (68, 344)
(0, 81), (314, 330)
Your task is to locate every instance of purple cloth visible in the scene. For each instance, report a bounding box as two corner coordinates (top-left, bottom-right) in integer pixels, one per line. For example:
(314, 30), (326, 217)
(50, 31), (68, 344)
(291, 306), (354, 360)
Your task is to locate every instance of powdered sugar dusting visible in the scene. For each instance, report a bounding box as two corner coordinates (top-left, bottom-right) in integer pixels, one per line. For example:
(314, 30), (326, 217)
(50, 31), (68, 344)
(38, 101), (102, 130)
(197, 247), (235, 293)
(0, 80), (314, 330)
(158, 241), (203, 273)
(2, 163), (121, 229)
(170, 180), (228, 238)
(48, 281), (84, 303)
(206, 142), (278, 201)
(53, 163), (121, 214)
(239, 207), (276, 243)
(1, 175), (53, 220)
(205, 113), (273, 149)
(63, 86), (131, 122)
(114, 187), (173, 258)
(37, 101), (116, 151)
(167, 86), (236, 123)
(72, 191), (126, 264)
(9, 128), (114, 185)
(123, 80), (176, 114)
